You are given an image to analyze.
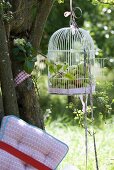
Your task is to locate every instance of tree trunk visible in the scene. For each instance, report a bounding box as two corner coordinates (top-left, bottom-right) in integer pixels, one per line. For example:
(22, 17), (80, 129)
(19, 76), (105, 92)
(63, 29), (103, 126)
(0, 5), (19, 117)
(30, 0), (54, 49)
(9, 0), (54, 129)
(16, 78), (44, 128)
(0, 0), (54, 129)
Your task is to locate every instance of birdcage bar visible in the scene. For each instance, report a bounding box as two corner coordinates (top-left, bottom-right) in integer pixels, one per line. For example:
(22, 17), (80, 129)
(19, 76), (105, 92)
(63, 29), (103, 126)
(94, 58), (107, 78)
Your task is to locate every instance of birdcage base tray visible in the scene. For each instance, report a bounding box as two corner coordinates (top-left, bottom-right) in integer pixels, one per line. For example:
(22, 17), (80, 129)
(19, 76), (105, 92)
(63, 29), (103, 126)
(48, 85), (95, 95)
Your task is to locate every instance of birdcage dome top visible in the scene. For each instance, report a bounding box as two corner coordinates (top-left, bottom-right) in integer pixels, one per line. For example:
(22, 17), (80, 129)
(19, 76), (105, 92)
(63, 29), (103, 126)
(48, 27), (95, 59)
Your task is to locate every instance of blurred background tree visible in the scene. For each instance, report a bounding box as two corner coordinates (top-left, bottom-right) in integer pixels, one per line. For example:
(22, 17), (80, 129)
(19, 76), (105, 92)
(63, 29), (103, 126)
(93, 0), (114, 4)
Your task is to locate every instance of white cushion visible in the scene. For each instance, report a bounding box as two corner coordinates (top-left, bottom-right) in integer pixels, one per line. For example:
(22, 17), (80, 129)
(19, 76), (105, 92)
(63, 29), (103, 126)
(0, 116), (68, 170)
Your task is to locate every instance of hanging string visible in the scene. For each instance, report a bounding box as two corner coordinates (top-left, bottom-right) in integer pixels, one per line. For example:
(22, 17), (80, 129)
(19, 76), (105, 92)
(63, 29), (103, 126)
(64, 0), (82, 28)
(79, 95), (88, 113)
(70, 0), (73, 12)
(84, 48), (88, 170)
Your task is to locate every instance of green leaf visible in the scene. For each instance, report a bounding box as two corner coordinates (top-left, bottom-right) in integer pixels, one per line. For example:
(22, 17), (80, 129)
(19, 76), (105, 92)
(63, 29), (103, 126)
(49, 64), (56, 74)
(17, 45), (26, 53)
(27, 55), (37, 62)
(13, 48), (25, 62)
(25, 42), (32, 54)
(45, 60), (54, 66)
(56, 64), (63, 71)
(23, 60), (34, 74)
(45, 60), (50, 66)
(57, 0), (64, 3)
(63, 64), (68, 71)
(26, 42), (32, 49)
(31, 48), (37, 56)
(13, 48), (20, 55)
(64, 73), (74, 80)
(74, 117), (79, 120)
(14, 55), (25, 62)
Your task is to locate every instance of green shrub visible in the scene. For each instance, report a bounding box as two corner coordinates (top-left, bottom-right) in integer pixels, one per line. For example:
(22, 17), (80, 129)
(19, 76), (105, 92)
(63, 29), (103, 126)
(36, 73), (114, 127)
(72, 81), (114, 127)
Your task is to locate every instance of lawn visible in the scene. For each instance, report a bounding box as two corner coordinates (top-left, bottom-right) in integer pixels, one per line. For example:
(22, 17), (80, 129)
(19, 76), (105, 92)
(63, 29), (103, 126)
(46, 117), (114, 170)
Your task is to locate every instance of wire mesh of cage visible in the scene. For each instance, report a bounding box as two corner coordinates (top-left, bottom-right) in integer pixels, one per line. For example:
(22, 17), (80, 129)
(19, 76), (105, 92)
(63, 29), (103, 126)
(48, 27), (95, 95)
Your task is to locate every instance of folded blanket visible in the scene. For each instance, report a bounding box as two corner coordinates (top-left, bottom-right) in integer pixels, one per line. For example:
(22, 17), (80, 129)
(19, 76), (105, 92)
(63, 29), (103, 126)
(0, 116), (68, 170)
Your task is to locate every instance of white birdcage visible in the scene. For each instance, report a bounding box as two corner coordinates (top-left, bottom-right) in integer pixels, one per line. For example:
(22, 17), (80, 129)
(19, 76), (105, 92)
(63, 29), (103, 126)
(47, 1), (99, 168)
(47, 27), (95, 95)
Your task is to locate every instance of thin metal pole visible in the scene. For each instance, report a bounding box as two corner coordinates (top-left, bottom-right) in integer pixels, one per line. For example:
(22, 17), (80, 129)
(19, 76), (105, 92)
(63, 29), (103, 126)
(88, 52), (99, 170)
(93, 132), (99, 170)
(79, 49), (88, 170)
(80, 94), (88, 170)
(84, 49), (88, 170)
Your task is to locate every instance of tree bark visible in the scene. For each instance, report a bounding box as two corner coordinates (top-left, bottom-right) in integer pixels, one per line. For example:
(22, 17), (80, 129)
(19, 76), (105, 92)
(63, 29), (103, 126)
(0, 0), (54, 129)
(10, 0), (39, 34)
(16, 78), (44, 128)
(30, 0), (54, 49)
(9, 0), (54, 129)
(0, 6), (19, 117)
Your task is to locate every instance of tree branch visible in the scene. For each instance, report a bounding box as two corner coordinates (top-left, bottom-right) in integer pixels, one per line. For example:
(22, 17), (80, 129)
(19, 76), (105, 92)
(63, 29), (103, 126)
(30, 0), (54, 49)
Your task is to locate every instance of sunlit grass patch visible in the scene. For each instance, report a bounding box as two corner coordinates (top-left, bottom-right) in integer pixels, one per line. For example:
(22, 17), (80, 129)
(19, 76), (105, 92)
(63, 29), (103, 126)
(46, 117), (114, 170)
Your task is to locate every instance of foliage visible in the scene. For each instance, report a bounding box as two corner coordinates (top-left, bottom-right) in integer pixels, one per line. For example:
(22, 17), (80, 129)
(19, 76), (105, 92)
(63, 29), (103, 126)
(35, 75), (70, 123)
(37, 73), (114, 127)
(13, 38), (37, 73)
(66, 81), (114, 127)
(57, 0), (64, 3)
(46, 61), (68, 75)
(47, 53), (89, 88)
(48, 61), (82, 88)
(0, 0), (13, 22)
(91, 0), (114, 4)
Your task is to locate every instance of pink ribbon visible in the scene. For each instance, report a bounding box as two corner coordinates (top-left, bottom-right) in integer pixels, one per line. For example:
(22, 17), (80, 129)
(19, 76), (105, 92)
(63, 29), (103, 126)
(64, 11), (72, 17)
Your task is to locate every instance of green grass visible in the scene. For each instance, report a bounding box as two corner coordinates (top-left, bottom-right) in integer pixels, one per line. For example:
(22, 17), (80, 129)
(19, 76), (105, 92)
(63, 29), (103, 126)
(46, 117), (114, 170)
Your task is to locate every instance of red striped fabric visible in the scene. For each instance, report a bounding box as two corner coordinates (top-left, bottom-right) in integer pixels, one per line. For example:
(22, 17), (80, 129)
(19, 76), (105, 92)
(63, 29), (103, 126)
(0, 141), (52, 170)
